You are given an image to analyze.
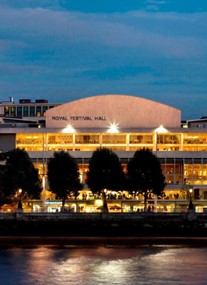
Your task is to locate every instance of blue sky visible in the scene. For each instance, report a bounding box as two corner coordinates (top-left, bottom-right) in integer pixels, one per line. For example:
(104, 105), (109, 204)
(0, 0), (207, 120)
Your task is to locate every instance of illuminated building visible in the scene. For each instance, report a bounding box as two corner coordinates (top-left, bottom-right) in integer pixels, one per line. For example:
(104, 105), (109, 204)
(1, 94), (207, 213)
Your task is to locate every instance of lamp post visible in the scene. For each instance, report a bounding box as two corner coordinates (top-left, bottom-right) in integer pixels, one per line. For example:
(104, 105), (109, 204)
(17, 188), (23, 210)
(42, 131), (46, 212)
(188, 188), (194, 211)
(154, 130), (158, 213)
(153, 125), (168, 213)
(102, 188), (109, 213)
(42, 130), (49, 212)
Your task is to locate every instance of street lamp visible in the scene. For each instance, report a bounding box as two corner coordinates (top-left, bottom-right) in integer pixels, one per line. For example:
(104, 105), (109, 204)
(17, 188), (23, 210)
(42, 131), (47, 212)
(153, 125), (168, 212)
(188, 188), (194, 211)
(102, 188), (109, 213)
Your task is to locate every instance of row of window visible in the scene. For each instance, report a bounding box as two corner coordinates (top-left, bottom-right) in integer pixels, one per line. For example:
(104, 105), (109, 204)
(34, 158), (207, 188)
(16, 133), (207, 153)
(4, 105), (55, 118)
(16, 133), (207, 144)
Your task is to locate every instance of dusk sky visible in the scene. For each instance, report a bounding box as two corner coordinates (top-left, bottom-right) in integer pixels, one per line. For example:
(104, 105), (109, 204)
(0, 0), (207, 120)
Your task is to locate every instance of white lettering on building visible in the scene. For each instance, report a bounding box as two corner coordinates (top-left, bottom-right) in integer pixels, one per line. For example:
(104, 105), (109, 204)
(51, 115), (107, 121)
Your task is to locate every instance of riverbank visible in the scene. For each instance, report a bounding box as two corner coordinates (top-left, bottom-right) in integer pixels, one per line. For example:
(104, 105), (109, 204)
(1, 236), (207, 248)
(1, 212), (207, 240)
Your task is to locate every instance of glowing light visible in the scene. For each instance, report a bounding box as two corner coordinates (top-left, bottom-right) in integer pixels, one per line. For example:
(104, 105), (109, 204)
(42, 176), (45, 189)
(108, 122), (119, 133)
(95, 200), (103, 206)
(63, 124), (75, 133)
(154, 125), (168, 134)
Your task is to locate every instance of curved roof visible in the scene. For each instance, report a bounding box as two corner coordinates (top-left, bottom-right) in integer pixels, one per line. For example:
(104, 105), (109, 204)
(46, 94), (181, 129)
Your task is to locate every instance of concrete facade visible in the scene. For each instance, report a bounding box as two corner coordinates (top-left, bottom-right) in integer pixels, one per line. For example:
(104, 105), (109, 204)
(46, 94), (181, 129)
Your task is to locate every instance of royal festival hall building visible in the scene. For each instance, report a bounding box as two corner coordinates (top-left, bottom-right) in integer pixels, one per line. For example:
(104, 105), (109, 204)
(1, 94), (207, 213)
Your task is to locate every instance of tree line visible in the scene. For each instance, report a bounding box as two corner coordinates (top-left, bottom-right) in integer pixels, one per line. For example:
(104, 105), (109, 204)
(0, 148), (166, 211)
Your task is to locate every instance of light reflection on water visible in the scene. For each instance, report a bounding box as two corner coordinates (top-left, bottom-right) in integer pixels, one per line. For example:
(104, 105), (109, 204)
(1, 245), (207, 285)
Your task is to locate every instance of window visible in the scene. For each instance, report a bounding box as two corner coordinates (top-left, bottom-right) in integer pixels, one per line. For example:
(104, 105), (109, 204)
(4, 106), (9, 116)
(75, 134), (99, 144)
(43, 106), (48, 116)
(102, 134), (126, 144)
(11, 107), (15, 117)
(30, 106), (35, 117)
(17, 107), (22, 118)
(36, 106), (41, 117)
(129, 134), (153, 144)
(23, 106), (29, 117)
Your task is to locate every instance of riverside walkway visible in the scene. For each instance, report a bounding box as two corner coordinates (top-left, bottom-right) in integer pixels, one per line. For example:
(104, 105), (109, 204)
(0, 211), (203, 222)
(0, 211), (206, 238)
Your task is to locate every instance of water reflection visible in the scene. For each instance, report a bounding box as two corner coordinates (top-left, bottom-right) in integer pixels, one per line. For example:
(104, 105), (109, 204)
(1, 246), (207, 285)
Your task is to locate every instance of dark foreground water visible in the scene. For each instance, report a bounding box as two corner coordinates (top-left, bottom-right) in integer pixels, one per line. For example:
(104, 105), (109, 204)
(1, 245), (207, 285)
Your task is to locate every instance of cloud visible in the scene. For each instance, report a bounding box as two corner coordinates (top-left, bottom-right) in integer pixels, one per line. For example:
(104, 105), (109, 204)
(145, 0), (167, 11)
(0, 4), (206, 119)
(0, 0), (61, 9)
(145, 0), (167, 3)
(0, 7), (206, 59)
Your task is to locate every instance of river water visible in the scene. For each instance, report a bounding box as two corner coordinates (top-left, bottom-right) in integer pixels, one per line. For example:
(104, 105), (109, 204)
(1, 245), (207, 285)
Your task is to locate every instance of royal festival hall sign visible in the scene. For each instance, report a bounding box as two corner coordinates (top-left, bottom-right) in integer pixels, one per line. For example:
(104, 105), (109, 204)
(52, 116), (107, 121)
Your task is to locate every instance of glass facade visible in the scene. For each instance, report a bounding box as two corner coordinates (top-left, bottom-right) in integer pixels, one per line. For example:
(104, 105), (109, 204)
(14, 129), (207, 213)
(2, 103), (56, 118)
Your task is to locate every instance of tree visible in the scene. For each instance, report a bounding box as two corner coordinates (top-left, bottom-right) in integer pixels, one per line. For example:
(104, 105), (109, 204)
(47, 151), (82, 211)
(1, 148), (42, 201)
(86, 148), (125, 212)
(127, 148), (166, 211)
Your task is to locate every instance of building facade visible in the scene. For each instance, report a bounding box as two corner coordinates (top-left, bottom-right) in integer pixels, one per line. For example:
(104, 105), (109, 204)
(1, 94), (207, 213)
(0, 97), (59, 127)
